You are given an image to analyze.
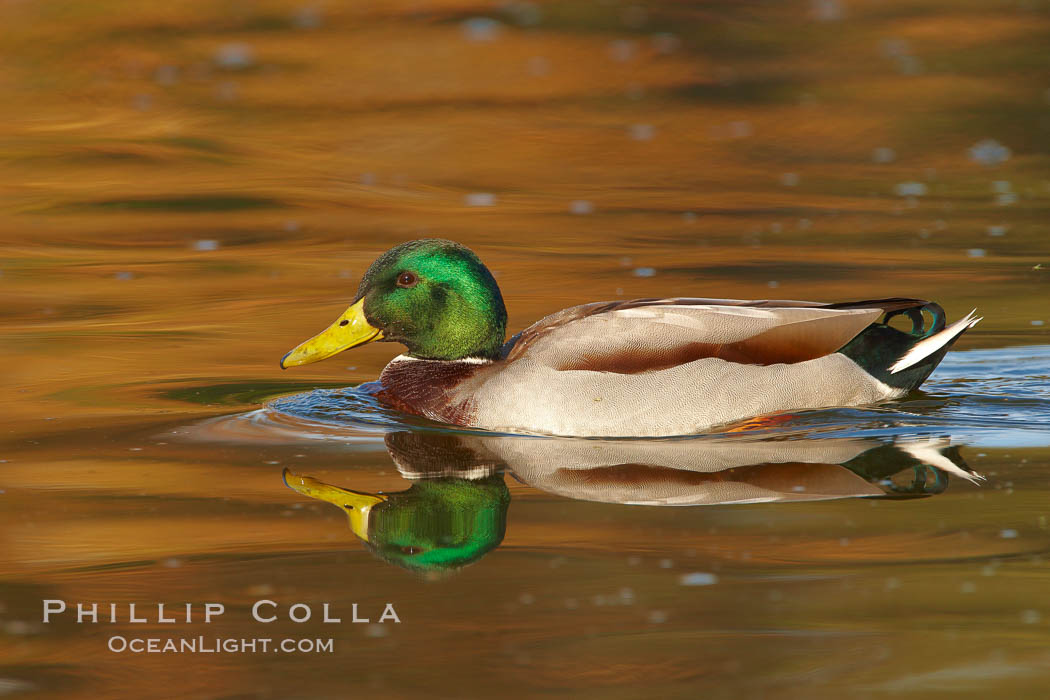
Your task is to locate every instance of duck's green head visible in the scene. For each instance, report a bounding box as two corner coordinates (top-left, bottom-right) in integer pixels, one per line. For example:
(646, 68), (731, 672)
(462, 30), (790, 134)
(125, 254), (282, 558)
(281, 239), (507, 366)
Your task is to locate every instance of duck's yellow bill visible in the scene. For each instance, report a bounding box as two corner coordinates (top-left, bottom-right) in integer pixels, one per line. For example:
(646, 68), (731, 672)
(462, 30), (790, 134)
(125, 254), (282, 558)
(280, 298), (383, 369)
(282, 469), (387, 542)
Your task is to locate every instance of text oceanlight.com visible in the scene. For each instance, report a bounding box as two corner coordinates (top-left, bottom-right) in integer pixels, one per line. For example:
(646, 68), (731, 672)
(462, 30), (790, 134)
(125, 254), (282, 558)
(108, 636), (335, 654)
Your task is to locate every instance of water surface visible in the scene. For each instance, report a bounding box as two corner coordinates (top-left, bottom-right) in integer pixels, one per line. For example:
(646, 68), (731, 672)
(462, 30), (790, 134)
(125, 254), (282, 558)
(2, 1), (1050, 698)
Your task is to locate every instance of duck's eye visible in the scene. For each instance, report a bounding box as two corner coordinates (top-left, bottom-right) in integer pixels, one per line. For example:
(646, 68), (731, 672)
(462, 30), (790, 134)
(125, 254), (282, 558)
(396, 271), (418, 288)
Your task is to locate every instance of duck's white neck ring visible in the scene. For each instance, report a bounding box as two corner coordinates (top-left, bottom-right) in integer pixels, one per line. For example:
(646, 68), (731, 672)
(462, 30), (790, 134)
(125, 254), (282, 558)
(389, 354), (494, 365)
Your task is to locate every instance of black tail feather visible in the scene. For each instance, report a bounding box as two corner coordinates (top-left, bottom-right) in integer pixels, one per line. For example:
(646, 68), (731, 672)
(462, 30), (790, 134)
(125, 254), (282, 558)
(835, 300), (957, 391)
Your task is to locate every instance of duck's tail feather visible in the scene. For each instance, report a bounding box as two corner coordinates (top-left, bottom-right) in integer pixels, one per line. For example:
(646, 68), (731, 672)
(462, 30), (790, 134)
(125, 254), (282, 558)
(835, 300), (979, 392)
(889, 309), (981, 374)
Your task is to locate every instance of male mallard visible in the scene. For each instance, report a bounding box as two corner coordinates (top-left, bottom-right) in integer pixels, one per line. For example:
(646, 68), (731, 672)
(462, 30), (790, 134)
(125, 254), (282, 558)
(280, 239), (980, 437)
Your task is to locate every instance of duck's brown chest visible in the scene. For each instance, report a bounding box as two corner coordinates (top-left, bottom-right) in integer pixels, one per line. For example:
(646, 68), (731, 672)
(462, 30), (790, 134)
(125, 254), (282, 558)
(375, 358), (491, 426)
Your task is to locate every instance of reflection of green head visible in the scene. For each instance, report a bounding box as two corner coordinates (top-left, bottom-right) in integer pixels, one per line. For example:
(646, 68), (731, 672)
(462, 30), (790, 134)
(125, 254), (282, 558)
(283, 469), (509, 574)
(365, 476), (509, 572)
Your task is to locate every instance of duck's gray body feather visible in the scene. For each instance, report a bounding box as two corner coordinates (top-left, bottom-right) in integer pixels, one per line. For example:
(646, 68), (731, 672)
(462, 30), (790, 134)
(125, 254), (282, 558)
(379, 298), (910, 437)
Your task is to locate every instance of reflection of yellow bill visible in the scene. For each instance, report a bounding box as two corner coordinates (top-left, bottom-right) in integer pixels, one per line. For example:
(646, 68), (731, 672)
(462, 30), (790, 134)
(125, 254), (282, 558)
(282, 469), (386, 542)
(280, 298), (383, 369)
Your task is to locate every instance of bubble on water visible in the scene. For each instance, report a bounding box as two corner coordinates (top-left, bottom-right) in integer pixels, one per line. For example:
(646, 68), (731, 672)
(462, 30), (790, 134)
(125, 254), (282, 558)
(683, 211), (697, 222)
(780, 172), (800, 187)
(1000, 528), (1019, 539)
(504, 1), (542, 27)
(959, 581), (977, 594)
(679, 572), (718, 586)
(633, 267), (656, 277)
(659, 559), (673, 569)
(880, 38), (911, 59)
(619, 587), (635, 604)
(192, 239), (219, 251)
(885, 577), (902, 591)
(615, 288), (624, 295)
(872, 147), (897, 163)
(461, 17), (503, 42)
(114, 271), (134, 281)
(987, 225), (1008, 236)
(215, 81), (238, 101)
(161, 557), (182, 568)
(527, 56), (550, 77)
(992, 180), (1012, 193)
(283, 220), (300, 233)
(1032, 320), (1045, 326)
(464, 192), (496, 207)
(895, 55), (924, 76)
(968, 249), (986, 258)
(839, 537), (851, 546)
(728, 120), (752, 138)
(651, 32), (681, 54)
(969, 139), (1011, 166)
(797, 218), (812, 230)
(569, 200), (594, 215)
(292, 6), (323, 30)
(895, 182), (927, 196)
(154, 64), (179, 86)
(629, 124), (655, 141)
(0, 679), (38, 695)
(518, 593), (535, 605)
(608, 39), (637, 62)
(767, 280), (779, 289)
(792, 485), (806, 492)
(996, 193), (1018, 206)
(811, 0), (844, 21)
(647, 610), (669, 623)
(132, 94), (153, 111)
(1021, 609), (1042, 625)
(215, 44), (255, 70)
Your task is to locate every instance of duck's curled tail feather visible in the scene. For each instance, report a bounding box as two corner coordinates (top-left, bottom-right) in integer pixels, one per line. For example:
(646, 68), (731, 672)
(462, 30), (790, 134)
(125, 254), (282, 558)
(835, 299), (979, 392)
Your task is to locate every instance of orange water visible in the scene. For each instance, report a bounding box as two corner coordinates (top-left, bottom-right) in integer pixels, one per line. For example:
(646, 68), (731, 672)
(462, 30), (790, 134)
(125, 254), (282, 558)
(2, 1), (1049, 697)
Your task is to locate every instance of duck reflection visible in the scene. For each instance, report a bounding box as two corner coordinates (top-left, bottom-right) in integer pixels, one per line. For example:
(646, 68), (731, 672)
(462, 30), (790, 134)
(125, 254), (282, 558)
(283, 432), (979, 572)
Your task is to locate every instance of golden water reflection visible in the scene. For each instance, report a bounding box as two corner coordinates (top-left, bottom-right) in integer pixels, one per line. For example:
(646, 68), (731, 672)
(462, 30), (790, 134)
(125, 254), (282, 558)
(285, 431), (980, 573)
(3, 0), (1050, 696)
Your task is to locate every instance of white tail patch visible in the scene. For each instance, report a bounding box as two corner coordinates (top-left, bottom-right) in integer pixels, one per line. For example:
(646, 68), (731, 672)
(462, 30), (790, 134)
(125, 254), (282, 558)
(899, 437), (984, 483)
(889, 309), (981, 374)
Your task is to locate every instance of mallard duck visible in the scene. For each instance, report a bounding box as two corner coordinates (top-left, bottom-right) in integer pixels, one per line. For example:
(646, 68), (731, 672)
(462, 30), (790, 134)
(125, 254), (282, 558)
(280, 239), (980, 437)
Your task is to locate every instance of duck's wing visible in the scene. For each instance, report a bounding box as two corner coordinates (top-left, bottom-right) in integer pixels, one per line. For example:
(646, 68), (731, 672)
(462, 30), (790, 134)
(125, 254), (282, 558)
(501, 297), (916, 371)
